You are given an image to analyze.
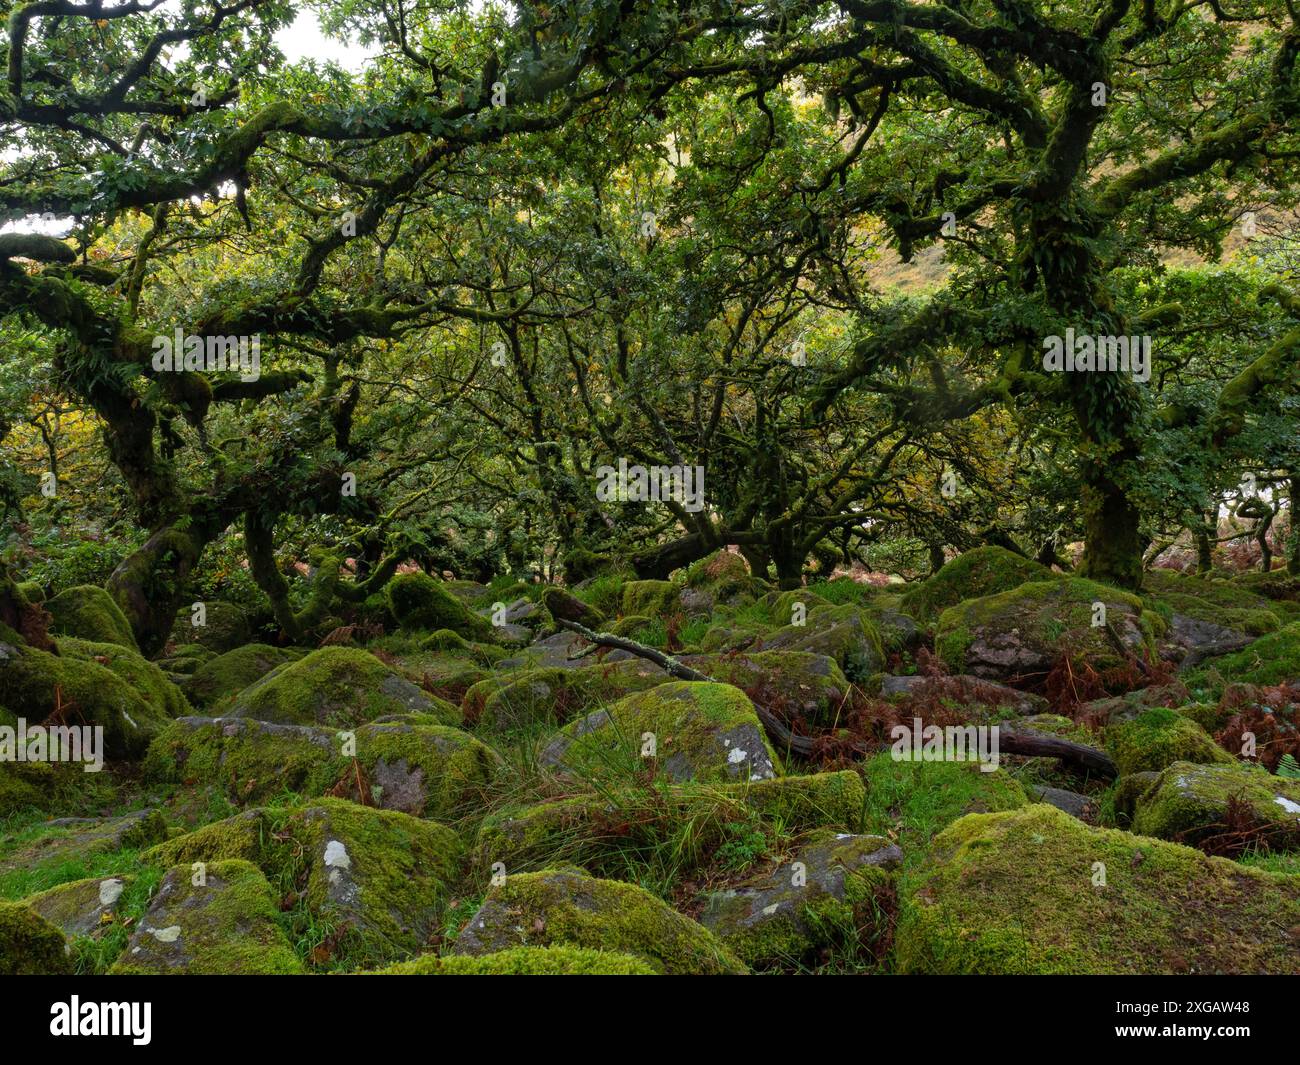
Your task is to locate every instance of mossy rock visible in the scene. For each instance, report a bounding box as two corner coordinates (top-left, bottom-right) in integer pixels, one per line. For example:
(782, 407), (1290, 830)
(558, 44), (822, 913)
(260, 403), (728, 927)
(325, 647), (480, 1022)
(343, 721), (502, 819)
(154, 642), (217, 676)
(700, 831), (900, 968)
(740, 770), (867, 833)
(1141, 569), (1281, 637)
(620, 579), (680, 618)
(1131, 760), (1300, 850)
(609, 614), (653, 637)
(109, 860), (302, 975)
(185, 643), (301, 710)
(540, 681), (781, 785)
(684, 550), (751, 588)
(16, 581), (45, 604)
(572, 574), (627, 617)
(0, 637), (171, 758)
(901, 547), (1053, 623)
(171, 600), (252, 655)
(770, 589), (833, 625)
(394, 651), (492, 704)
(0, 761), (112, 819)
(1184, 622), (1300, 697)
(417, 629), (504, 667)
(56, 636), (190, 718)
(935, 577), (1160, 683)
(142, 799), (462, 970)
(226, 647), (447, 730)
(698, 618), (771, 654)
(145, 716), (496, 820)
(143, 717), (346, 803)
(472, 662), (668, 731)
(1104, 707), (1234, 776)
(760, 604), (884, 683)
(0, 902), (72, 975)
(387, 572), (494, 640)
(452, 868), (747, 974)
(45, 584), (139, 651)
(284, 798), (462, 969)
(686, 651), (851, 729)
(24, 874), (133, 938)
(369, 944), (656, 975)
(895, 803), (1300, 974)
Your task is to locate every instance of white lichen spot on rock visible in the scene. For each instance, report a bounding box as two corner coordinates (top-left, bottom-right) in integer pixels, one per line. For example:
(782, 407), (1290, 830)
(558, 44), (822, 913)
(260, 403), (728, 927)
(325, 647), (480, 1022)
(1274, 795), (1300, 816)
(99, 878), (125, 906)
(324, 839), (351, 869)
(150, 925), (182, 943)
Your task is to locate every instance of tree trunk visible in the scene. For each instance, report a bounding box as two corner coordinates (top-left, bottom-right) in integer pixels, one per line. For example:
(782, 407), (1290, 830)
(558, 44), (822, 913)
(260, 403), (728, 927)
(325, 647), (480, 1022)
(107, 520), (216, 655)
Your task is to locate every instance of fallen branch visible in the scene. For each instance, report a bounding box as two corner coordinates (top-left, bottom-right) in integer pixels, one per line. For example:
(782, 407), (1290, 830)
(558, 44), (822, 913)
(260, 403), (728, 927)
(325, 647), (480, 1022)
(998, 728), (1117, 778)
(554, 618), (816, 756)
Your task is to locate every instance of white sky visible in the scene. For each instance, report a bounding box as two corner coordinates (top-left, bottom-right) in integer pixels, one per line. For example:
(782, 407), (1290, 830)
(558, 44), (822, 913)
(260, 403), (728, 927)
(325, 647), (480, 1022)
(276, 11), (377, 71)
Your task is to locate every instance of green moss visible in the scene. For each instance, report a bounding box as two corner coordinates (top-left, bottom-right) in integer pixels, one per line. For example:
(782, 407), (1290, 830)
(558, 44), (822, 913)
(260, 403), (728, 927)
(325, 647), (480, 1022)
(16, 581), (45, 604)
(0, 640), (169, 758)
(474, 663), (667, 731)
(1184, 622), (1300, 697)
(387, 572), (494, 639)
(45, 584), (138, 650)
(185, 643), (300, 710)
(227, 646), (444, 729)
(901, 547), (1052, 623)
(57, 636), (190, 718)
(573, 574), (627, 617)
(620, 579), (680, 618)
(1131, 760), (1300, 849)
(541, 681), (782, 785)
(0, 901), (72, 974)
(1141, 569), (1281, 636)
(369, 944), (656, 974)
(936, 577), (1160, 678)
(895, 804), (1300, 974)
(108, 860), (302, 975)
(143, 717), (345, 804)
(741, 770), (867, 832)
(1105, 708), (1234, 775)
(452, 867), (747, 974)
(350, 722), (502, 820)
(170, 600), (251, 654)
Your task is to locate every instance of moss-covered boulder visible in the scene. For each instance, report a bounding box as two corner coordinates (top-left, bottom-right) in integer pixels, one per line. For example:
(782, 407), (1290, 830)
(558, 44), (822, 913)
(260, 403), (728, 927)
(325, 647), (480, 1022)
(685, 652), (851, 729)
(896, 803), (1300, 974)
(901, 546), (1052, 623)
(700, 832), (900, 967)
(1104, 708), (1234, 776)
(620, 579), (680, 618)
(109, 860), (301, 974)
(185, 643), (301, 710)
(452, 868), (747, 974)
(140, 799), (462, 970)
(541, 588), (605, 630)
(283, 799), (462, 968)
(1142, 569), (1281, 638)
(936, 577), (1161, 683)
(226, 647), (447, 729)
(540, 681), (781, 784)
(145, 716), (497, 820)
(56, 636), (190, 718)
(45, 584), (138, 650)
(387, 572), (494, 639)
(1130, 760), (1300, 850)
(470, 662), (668, 731)
(393, 651), (492, 704)
(1185, 622), (1300, 696)
(760, 604), (884, 683)
(144, 717), (345, 803)
(171, 600), (252, 655)
(342, 721), (501, 819)
(25, 875), (133, 938)
(370, 945), (656, 975)
(154, 643), (215, 677)
(0, 637), (171, 758)
(0, 902), (72, 975)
